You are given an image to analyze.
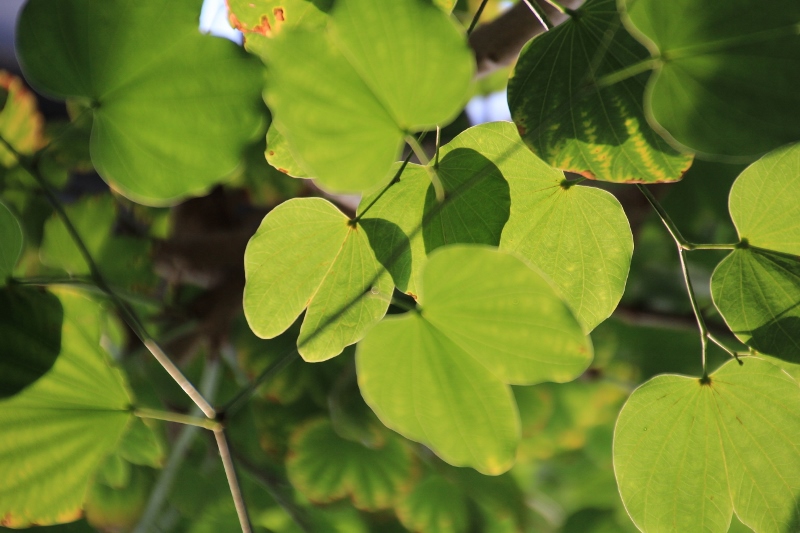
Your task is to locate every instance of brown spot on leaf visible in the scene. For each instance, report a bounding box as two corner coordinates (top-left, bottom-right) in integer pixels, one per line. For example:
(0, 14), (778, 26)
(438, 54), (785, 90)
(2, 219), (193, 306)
(252, 15), (273, 36)
(516, 124), (526, 136)
(277, 168), (289, 174)
(406, 291), (418, 301)
(274, 7), (285, 22)
(268, 150), (275, 156)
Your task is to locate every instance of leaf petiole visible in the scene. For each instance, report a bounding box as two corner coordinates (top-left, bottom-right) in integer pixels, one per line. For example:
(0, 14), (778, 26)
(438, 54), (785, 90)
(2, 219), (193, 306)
(406, 134), (445, 203)
(133, 407), (221, 431)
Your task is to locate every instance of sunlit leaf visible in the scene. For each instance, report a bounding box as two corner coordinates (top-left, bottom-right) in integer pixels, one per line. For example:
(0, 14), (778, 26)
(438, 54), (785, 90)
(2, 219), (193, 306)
(712, 143), (800, 362)
(0, 201), (22, 283)
(443, 122), (633, 331)
(0, 71), (44, 167)
(614, 358), (800, 533)
(244, 198), (392, 361)
(620, 0), (800, 157)
(0, 289), (132, 527)
(263, 0), (474, 192)
(396, 476), (468, 533)
(266, 125), (310, 179)
(359, 145), (511, 299)
(227, 0), (331, 56)
(508, 0), (692, 183)
(0, 286), (62, 399)
(286, 418), (415, 511)
(357, 245), (591, 474)
(16, 0), (265, 205)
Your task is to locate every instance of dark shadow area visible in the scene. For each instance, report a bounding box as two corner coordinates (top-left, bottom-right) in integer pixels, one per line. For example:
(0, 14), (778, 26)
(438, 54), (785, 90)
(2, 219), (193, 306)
(358, 217), (411, 293)
(423, 147), (510, 254)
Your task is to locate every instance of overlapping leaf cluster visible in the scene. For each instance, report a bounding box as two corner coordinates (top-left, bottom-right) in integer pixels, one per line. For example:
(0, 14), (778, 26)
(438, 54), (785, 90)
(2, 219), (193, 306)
(1, 0), (799, 531)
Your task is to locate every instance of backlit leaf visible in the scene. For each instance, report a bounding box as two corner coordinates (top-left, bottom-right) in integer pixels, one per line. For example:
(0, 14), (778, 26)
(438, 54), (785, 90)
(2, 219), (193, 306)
(286, 418), (415, 511)
(16, 0), (265, 205)
(265, 125), (310, 179)
(712, 143), (800, 362)
(508, 0), (692, 183)
(0, 71), (44, 167)
(357, 245), (592, 474)
(620, 0), (800, 157)
(614, 357), (800, 533)
(244, 198), (392, 361)
(0, 289), (132, 527)
(263, 0), (474, 192)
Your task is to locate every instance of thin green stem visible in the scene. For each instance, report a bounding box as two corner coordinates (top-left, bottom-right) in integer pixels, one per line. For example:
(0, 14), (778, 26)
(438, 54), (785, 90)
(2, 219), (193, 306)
(350, 153), (413, 224)
(595, 58), (659, 88)
(638, 184), (711, 377)
(541, 0), (568, 14)
(683, 243), (739, 251)
(706, 332), (744, 365)
(214, 429), (252, 533)
(133, 359), (222, 533)
(434, 126), (441, 170)
(406, 134), (445, 202)
(522, 0), (554, 30)
(134, 407), (221, 431)
(0, 133), (214, 419)
(467, 0), (492, 34)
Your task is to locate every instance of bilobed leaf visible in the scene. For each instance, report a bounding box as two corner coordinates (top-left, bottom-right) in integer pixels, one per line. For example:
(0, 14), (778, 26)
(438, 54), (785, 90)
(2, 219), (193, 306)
(728, 143), (800, 256)
(0, 289), (132, 527)
(286, 418), (415, 511)
(16, 0), (265, 205)
(711, 143), (800, 362)
(243, 198), (392, 361)
(0, 71), (44, 167)
(0, 201), (22, 283)
(0, 286), (62, 399)
(265, 124), (310, 179)
(440, 122), (633, 331)
(712, 249), (800, 363)
(508, 0), (692, 183)
(357, 245), (592, 474)
(264, 0), (474, 192)
(620, 0), (800, 157)
(614, 357), (800, 533)
(396, 476), (468, 533)
(359, 146), (511, 298)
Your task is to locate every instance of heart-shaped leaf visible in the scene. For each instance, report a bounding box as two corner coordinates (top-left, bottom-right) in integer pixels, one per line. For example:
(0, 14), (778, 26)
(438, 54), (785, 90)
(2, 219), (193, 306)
(357, 245), (591, 474)
(263, 0), (474, 192)
(0, 289), (133, 527)
(508, 0), (692, 183)
(711, 143), (800, 362)
(620, 0), (800, 157)
(16, 0), (265, 205)
(286, 418), (415, 511)
(244, 198), (393, 361)
(0, 201), (22, 283)
(614, 357), (800, 533)
(0, 286), (63, 399)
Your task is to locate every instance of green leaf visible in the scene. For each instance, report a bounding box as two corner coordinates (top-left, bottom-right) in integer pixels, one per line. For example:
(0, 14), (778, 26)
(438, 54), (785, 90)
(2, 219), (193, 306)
(0, 288), (132, 527)
(728, 143), (800, 256)
(0, 201), (22, 283)
(614, 357), (800, 533)
(472, 122), (634, 330)
(711, 143), (800, 362)
(620, 0), (800, 158)
(40, 194), (155, 291)
(286, 418), (415, 511)
(84, 465), (151, 532)
(0, 286), (63, 399)
(0, 71), (44, 167)
(359, 144), (511, 298)
(508, 0), (692, 183)
(117, 418), (166, 468)
(266, 124), (310, 179)
(711, 248), (800, 363)
(244, 198), (393, 361)
(396, 476), (468, 533)
(357, 245), (592, 474)
(16, 0), (265, 205)
(263, 0), (474, 192)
